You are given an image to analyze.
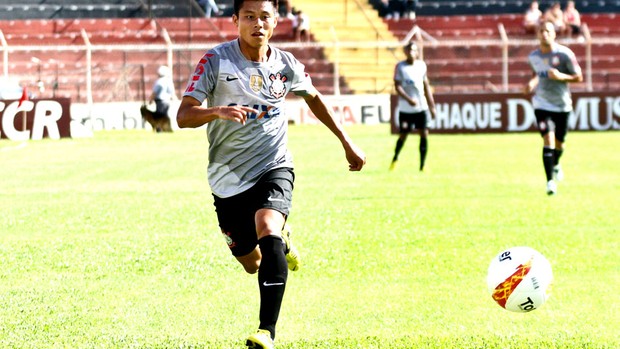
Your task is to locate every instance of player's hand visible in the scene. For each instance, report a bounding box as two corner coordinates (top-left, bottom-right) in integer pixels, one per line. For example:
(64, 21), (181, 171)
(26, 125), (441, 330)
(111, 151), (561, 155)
(547, 68), (562, 81)
(217, 106), (259, 125)
(522, 84), (531, 95)
(523, 78), (537, 95)
(344, 142), (366, 172)
(408, 98), (419, 106)
(429, 106), (437, 118)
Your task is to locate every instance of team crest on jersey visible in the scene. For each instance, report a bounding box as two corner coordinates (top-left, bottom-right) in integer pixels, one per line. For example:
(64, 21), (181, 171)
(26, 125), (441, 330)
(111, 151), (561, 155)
(250, 75), (263, 93)
(269, 73), (288, 99)
(551, 55), (560, 66)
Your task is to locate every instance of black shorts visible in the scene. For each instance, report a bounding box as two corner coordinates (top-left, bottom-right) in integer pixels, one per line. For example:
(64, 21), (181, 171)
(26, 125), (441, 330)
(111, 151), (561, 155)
(534, 109), (569, 142)
(213, 168), (294, 257)
(398, 111), (428, 133)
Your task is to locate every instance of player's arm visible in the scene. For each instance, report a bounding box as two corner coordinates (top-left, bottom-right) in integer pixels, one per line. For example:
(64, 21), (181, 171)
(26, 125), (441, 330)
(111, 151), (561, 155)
(302, 92), (366, 171)
(176, 95), (258, 128)
(547, 68), (583, 83)
(524, 73), (539, 95)
(423, 76), (436, 118)
(394, 79), (418, 106)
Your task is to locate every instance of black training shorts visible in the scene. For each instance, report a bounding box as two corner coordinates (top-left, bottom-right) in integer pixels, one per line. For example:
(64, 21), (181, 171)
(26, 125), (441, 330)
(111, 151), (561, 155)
(398, 110), (428, 133)
(534, 109), (570, 142)
(212, 167), (294, 257)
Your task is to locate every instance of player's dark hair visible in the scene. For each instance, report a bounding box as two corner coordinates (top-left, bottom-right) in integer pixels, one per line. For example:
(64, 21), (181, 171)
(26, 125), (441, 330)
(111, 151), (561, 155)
(404, 41), (417, 50)
(538, 20), (556, 32)
(234, 0), (279, 16)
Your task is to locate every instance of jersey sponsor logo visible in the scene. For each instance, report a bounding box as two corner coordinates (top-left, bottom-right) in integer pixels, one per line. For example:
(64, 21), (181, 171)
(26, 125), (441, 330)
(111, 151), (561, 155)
(228, 103), (281, 120)
(268, 73), (288, 99)
(250, 75), (263, 93)
(185, 53), (215, 93)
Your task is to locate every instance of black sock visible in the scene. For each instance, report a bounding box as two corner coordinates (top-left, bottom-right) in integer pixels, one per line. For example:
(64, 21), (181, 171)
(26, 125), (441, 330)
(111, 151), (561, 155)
(553, 148), (563, 166)
(543, 147), (555, 181)
(393, 137), (405, 161)
(257, 235), (288, 339)
(419, 137), (428, 171)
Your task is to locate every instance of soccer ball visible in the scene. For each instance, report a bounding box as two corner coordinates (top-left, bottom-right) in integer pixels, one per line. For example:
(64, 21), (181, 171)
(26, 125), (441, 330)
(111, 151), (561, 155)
(486, 246), (553, 313)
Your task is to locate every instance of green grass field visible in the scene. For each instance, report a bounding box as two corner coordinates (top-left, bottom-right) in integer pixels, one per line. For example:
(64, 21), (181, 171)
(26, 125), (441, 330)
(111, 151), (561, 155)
(1, 125), (618, 348)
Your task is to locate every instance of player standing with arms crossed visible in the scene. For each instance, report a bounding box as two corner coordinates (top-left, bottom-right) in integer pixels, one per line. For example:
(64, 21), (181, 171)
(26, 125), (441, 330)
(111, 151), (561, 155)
(525, 20), (582, 195)
(176, 0), (366, 348)
(390, 41), (436, 172)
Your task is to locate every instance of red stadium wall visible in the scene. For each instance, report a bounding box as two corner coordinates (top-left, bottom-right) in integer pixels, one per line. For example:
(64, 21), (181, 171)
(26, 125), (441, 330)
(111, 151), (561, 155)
(390, 92), (620, 134)
(0, 98), (71, 140)
(1, 91), (618, 141)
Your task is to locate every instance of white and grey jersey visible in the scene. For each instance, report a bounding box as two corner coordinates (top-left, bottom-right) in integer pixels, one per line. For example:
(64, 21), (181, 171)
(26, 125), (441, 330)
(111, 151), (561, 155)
(528, 44), (581, 112)
(183, 39), (317, 198)
(394, 60), (429, 114)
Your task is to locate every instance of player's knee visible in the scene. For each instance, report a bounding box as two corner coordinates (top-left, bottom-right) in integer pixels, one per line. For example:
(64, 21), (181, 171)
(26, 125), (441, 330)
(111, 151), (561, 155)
(255, 222), (281, 240)
(241, 261), (260, 274)
(542, 132), (554, 144)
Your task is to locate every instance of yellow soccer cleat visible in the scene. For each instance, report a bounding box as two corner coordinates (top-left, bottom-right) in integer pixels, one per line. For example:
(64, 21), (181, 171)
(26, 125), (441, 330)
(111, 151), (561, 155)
(389, 160), (397, 171)
(281, 224), (300, 271)
(246, 329), (274, 349)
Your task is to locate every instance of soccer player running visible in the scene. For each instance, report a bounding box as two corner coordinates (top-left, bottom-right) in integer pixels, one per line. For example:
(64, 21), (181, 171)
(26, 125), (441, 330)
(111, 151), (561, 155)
(525, 20), (582, 195)
(176, 1), (367, 348)
(390, 41), (436, 172)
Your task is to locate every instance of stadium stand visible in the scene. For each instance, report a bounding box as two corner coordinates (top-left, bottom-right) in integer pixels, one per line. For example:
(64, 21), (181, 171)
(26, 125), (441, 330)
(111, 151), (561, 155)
(0, 0), (239, 20)
(0, 0), (618, 102)
(385, 12), (620, 92)
(0, 1), (207, 20)
(369, 0), (620, 16)
(0, 0), (349, 102)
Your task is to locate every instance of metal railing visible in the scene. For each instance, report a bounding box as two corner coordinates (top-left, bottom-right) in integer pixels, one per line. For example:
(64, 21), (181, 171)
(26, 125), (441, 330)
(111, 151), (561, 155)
(1, 23), (618, 102)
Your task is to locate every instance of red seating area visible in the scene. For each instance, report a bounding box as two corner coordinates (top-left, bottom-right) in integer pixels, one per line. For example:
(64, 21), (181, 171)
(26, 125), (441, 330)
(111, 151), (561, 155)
(2, 13), (618, 102)
(387, 13), (620, 40)
(0, 17), (342, 102)
(0, 17), (295, 46)
(386, 14), (620, 93)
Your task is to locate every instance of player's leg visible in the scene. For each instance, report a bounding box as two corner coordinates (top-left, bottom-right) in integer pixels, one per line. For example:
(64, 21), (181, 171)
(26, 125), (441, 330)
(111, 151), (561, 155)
(391, 112), (412, 170)
(542, 131), (555, 182)
(552, 144), (564, 181)
(213, 189), (260, 272)
(254, 208), (288, 343)
(256, 168), (298, 271)
(418, 127), (429, 171)
(248, 168), (296, 345)
(392, 133), (407, 161)
(535, 110), (557, 195)
(213, 184), (283, 349)
(416, 111), (429, 171)
(236, 247), (262, 274)
(552, 112), (569, 181)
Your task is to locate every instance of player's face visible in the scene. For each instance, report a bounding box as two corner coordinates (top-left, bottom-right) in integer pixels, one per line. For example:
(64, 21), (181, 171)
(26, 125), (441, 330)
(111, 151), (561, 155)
(233, 1), (278, 48)
(538, 22), (556, 47)
(405, 45), (418, 61)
